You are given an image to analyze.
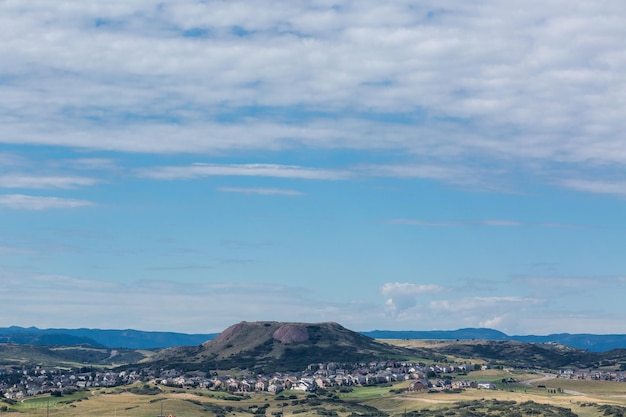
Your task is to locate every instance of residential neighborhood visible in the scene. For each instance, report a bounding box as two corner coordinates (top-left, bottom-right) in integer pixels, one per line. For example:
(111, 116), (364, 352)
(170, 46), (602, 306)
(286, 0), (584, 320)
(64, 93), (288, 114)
(5, 358), (626, 401)
(1, 361), (492, 400)
(557, 368), (626, 382)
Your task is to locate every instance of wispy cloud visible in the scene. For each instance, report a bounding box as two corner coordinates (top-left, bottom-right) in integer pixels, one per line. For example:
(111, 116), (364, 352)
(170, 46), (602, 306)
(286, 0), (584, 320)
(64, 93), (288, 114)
(559, 179), (626, 198)
(63, 158), (119, 171)
(218, 187), (304, 196)
(0, 153), (29, 167)
(0, 245), (35, 255)
(363, 164), (480, 184)
(0, 273), (382, 333)
(512, 274), (626, 290)
(515, 276), (595, 289)
(137, 163), (351, 180)
(380, 282), (443, 297)
(2, 0), (626, 192)
(0, 175), (98, 189)
(386, 218), (591, 228)
(144, 264), (214, 272)
(422, 296), (545, 333)
(220, 239), (273, 249)
(0, 194), (95, 210)
(429, 296), (542, 313)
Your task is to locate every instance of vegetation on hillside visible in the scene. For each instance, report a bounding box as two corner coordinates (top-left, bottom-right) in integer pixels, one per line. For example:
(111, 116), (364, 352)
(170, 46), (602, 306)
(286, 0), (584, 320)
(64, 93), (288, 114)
(150, 321), (428, 372)
(0, 343), (151, 367)
(405, 399), (579, 417)
(427, 341), (626, 370)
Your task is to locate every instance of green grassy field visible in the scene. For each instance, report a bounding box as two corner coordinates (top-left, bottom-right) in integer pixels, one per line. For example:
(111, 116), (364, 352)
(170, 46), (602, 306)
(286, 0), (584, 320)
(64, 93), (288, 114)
(19, 390), (91, 410)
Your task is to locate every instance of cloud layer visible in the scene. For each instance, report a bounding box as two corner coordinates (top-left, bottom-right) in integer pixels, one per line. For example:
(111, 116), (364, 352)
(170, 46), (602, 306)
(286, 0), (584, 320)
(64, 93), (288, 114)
(2, 0), (626, 197)
(0, 194), (94, 210)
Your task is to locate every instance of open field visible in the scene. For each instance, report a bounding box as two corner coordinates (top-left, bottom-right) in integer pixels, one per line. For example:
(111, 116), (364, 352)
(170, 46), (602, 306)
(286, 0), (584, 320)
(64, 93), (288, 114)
(530, 377), (626, 397)
(0, 344), (151, 369)
(380, 339), (503, 365)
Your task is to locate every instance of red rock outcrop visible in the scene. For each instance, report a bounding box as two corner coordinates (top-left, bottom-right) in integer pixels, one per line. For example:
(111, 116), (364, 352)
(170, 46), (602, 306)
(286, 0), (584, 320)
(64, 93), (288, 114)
(272, 324), (309, 344)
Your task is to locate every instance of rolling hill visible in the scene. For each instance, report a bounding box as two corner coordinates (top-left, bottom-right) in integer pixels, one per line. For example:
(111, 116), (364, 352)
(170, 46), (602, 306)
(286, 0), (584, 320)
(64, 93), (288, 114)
(390, 339), (626, 370)
(0, 343), (152, 367)
(363, 328), (626, 352)
(0, 326), (217, 349)
(150, 321), (425, 372)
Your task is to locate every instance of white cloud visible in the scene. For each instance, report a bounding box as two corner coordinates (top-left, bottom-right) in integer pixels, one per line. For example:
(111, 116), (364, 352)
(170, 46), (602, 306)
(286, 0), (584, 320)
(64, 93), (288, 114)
(479, 315), (511, 330)
(137, 163), (351, 180)
(420, 296), (545, 333)
(373, 292), (550, 333)
(558, 179), (626, 198)
(218, 187), (304, 196)
(480, 220), (523, 227)
(380, 282), (443, 297)
(516, 312), (626, 335)
(512, 275), (624, 291)
(0, 152), (29, 167)
(0, 175), (98, 189)
(363, 164), (479, 184)
(386, 219), (589, 228)
(1, 0), (626, 192)
(380, 282), (443, 316)
(64, 158), (119, 171)
(429, 296), (541, 313)
(0, 194), (95, 210)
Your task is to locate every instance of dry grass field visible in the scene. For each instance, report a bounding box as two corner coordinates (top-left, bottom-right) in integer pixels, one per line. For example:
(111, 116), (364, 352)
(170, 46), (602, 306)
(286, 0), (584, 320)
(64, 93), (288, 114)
(380, 339), (491, 364)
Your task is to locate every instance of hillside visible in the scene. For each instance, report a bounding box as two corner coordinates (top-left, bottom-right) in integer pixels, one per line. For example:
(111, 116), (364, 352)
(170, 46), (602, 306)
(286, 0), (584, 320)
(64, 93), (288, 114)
(0, 326), (217, 349)
(151, 321), (424, 372)
(0, 333), (103, 347)
(363, 329), (626, 352)
(0, 343), (152, 367)
(389, 339), (626, 370)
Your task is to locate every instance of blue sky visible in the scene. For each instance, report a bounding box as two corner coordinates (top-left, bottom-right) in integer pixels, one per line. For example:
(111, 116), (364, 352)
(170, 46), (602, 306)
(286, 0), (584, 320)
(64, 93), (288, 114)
(1, 0), (626, 334)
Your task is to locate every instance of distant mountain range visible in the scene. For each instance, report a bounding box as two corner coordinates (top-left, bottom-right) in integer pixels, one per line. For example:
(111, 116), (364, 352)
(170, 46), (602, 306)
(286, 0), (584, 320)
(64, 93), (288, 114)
(2, 326), (626, 352)
(0, 326), (218, 349)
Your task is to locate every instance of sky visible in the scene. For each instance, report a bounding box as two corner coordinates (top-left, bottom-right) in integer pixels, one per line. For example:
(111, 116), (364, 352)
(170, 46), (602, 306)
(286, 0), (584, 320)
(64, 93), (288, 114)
(1, 0), (626, 335)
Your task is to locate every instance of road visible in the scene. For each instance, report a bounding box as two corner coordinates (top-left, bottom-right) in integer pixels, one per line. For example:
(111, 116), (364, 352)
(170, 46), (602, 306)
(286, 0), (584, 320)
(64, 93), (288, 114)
(520, 373), (585, 396)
